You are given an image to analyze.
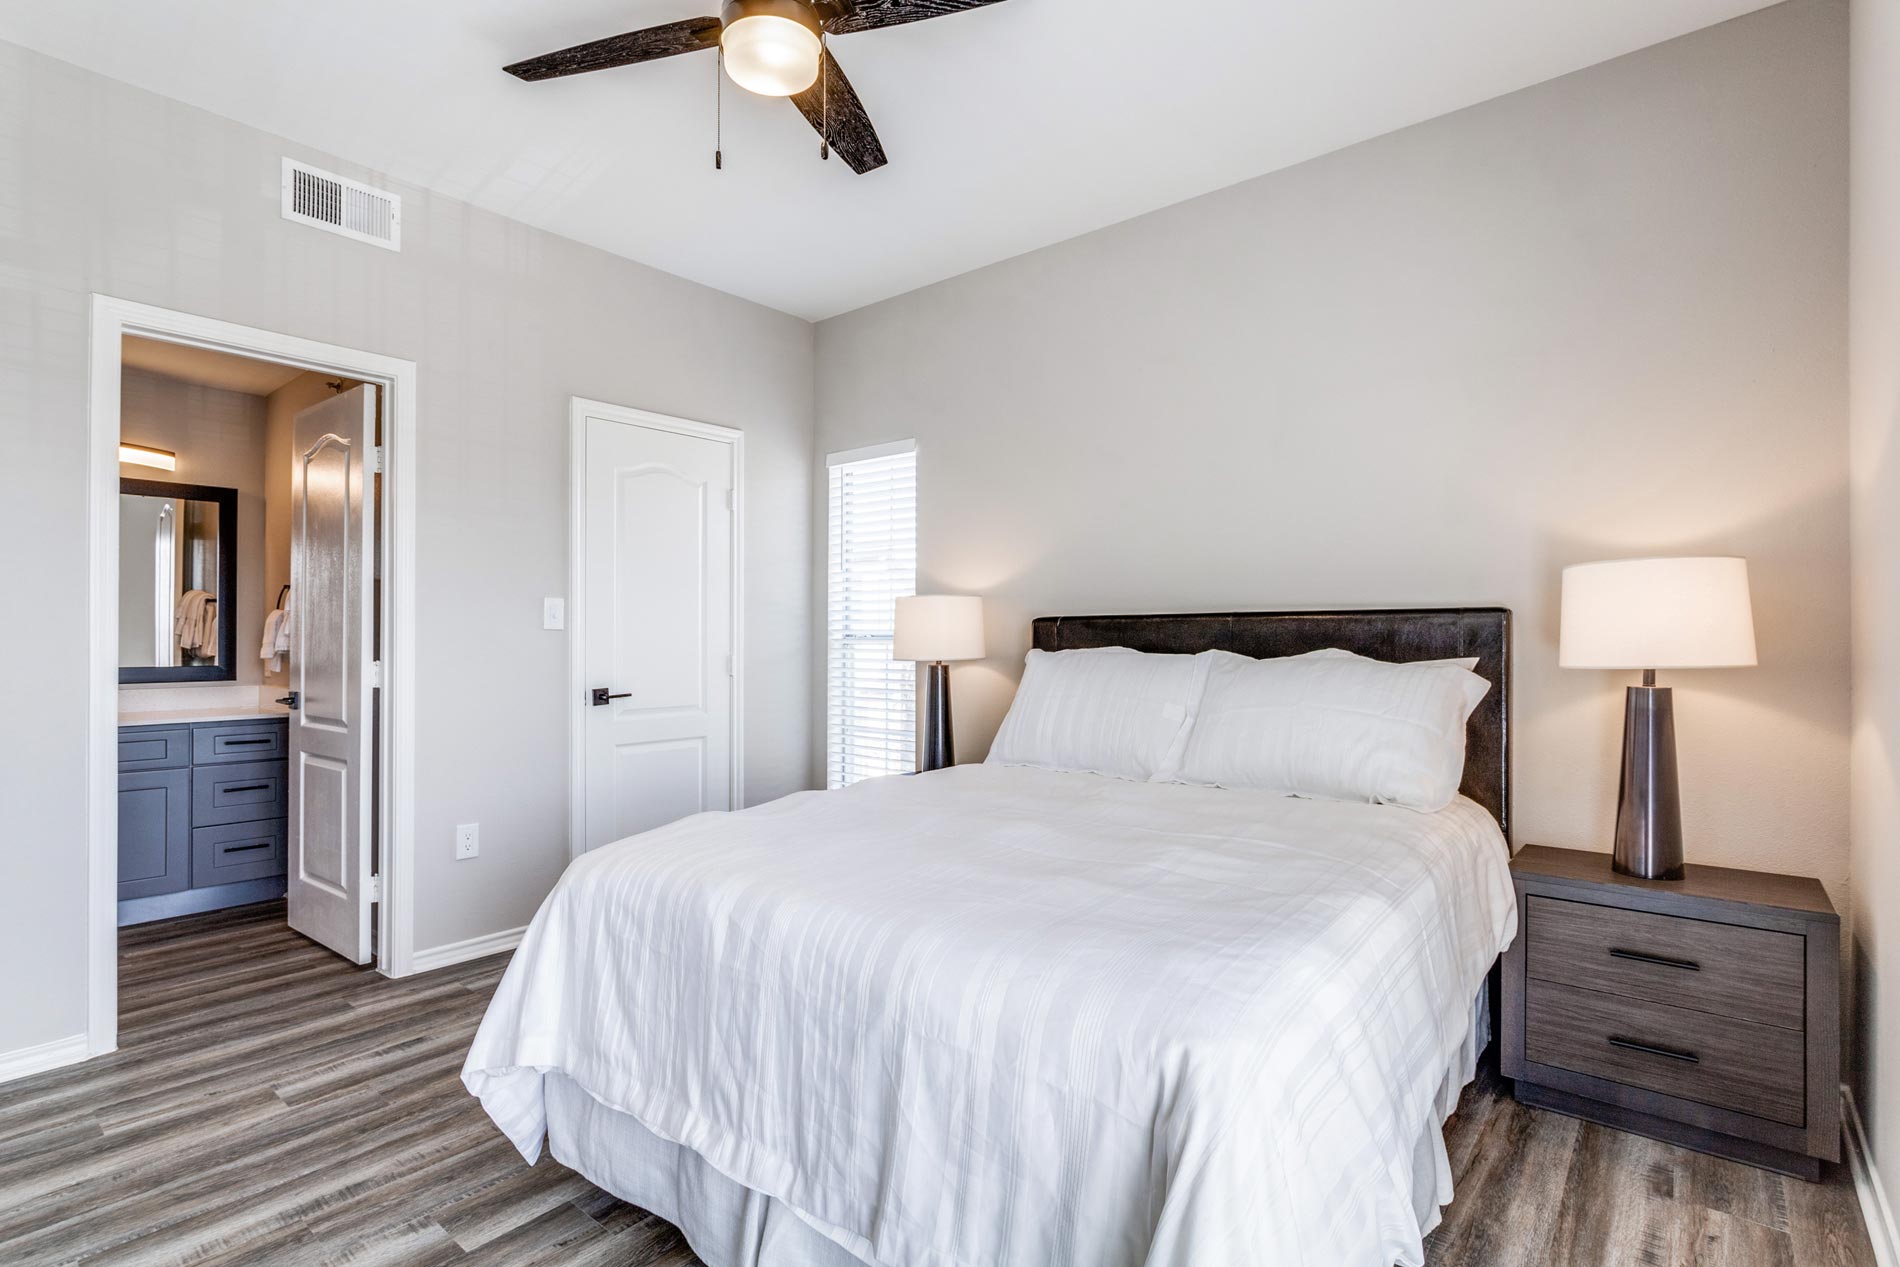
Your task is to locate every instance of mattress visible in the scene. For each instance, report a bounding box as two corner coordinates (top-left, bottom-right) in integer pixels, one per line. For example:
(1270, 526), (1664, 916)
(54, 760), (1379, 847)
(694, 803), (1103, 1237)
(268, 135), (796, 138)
(464, 763), (1517, 1267)
(540, 989), (1492, 1267)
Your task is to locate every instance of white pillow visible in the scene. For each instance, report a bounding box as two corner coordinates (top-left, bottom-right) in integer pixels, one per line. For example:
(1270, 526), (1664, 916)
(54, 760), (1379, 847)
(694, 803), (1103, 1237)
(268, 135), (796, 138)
(987, 647), (1210, 781)
(1161, 649), (1491, 811)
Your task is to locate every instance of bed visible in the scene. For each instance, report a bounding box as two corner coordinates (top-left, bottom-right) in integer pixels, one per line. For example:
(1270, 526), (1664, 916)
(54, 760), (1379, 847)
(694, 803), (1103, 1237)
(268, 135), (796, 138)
(464, 608), (1518, 1267)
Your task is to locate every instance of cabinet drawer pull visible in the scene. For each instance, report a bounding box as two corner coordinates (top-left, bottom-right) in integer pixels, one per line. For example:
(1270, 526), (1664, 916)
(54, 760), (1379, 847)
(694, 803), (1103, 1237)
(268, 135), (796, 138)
(224, 737), (274, 747)
(1608, 947), (1700, 972)
(223, 842), (272, 854)
(221, 783), (272, 794)
(1607, 1035), (1699, 1064)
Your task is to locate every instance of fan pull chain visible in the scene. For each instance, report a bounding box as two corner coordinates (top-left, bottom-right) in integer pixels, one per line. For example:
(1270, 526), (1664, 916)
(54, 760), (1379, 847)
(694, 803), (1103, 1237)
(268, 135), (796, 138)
(820, 33), (830, 161)
(715, 47), (724, 171)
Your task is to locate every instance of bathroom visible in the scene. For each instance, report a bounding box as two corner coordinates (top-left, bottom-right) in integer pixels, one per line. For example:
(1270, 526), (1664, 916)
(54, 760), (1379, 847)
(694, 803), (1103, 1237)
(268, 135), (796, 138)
(115, 332), (380, 958)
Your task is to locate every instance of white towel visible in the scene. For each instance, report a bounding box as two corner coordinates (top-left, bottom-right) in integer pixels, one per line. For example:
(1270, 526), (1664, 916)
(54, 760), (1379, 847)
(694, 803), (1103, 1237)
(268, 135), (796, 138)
(262, 589), (292, 673)
(260, 609), (286, 665)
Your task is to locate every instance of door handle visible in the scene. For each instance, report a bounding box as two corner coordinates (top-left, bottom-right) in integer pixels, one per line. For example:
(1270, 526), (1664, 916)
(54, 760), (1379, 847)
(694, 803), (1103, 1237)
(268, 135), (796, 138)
(591, 687), (631, 707)
(276, 692), (300, 710)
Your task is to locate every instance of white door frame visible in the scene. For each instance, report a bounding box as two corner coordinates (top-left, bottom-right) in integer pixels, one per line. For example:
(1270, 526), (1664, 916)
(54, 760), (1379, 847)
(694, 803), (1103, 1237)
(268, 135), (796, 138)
(567, 397), (745, 861)
(86, 295), (420, 1059)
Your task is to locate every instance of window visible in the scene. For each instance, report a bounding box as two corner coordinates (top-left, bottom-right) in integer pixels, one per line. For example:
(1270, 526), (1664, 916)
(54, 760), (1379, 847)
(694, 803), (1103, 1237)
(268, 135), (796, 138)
(827, 441), (917, 788)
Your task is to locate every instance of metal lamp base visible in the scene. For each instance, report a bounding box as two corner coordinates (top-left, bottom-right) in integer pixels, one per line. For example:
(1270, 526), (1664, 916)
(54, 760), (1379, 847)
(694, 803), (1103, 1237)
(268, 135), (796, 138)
(1613, 682), (1684, 880)
(921, 661), (954, 773)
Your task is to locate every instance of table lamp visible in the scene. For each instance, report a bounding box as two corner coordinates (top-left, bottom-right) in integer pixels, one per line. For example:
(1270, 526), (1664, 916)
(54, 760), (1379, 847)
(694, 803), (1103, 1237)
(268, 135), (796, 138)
(894, 595), (985, 773)
(1559, 556), (1757, 880)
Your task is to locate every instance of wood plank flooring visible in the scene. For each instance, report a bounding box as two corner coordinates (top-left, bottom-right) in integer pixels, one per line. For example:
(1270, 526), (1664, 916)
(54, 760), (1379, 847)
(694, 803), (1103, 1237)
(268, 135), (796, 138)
(0, 901), (1877, 1266)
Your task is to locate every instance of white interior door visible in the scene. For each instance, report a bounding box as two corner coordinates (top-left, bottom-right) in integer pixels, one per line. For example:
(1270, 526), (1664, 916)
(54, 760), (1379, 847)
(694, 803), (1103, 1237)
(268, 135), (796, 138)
(288, 386), (376, 962)
(582, 412), (736, 852)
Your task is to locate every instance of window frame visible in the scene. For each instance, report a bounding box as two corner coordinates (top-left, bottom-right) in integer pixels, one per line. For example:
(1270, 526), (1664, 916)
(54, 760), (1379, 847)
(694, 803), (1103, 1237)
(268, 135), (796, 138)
(825, 440), (918, 789)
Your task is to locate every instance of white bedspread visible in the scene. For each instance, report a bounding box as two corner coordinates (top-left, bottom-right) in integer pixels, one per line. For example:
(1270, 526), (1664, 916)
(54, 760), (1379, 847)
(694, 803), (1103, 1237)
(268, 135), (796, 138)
(463, 764), (1516, 1267)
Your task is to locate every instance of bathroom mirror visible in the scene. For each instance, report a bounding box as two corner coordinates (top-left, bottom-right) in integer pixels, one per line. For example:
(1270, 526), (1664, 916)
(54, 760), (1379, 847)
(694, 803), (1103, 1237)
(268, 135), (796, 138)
(120, 478), (238, 683)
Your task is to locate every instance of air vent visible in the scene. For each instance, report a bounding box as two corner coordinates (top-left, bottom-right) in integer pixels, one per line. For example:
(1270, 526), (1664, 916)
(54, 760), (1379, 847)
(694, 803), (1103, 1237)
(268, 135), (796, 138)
(280, 159), (401, 251)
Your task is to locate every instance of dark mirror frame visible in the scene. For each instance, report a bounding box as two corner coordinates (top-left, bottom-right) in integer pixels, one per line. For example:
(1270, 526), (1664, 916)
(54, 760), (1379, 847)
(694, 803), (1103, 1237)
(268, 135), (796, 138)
(120, 477), (239, 684)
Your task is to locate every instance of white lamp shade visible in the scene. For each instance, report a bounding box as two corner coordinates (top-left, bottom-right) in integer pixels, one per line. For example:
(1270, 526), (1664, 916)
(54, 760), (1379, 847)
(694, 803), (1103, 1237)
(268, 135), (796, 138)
(1560, 556), (1757, 669)
(720, 13), (821, 96)
(894, 595), (985, 663)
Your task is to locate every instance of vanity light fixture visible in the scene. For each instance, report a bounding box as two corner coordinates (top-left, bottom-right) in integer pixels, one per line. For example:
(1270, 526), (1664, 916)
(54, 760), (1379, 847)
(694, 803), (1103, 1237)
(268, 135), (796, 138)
(119, 443), (178, 471)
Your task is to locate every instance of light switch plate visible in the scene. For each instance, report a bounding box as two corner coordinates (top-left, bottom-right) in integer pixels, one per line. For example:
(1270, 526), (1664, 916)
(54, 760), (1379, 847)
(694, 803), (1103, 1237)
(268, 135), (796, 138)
(455, 823), (480, 860)
(543, 597), (565, 630)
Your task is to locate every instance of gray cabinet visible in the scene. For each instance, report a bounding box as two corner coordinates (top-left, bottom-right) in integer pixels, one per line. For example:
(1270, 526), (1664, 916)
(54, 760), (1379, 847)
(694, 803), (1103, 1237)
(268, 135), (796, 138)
(119, 727), (191, 772)
(116, 768), (191, 899)
(192, 760), (289, 827)
(118, 716), (290, 926)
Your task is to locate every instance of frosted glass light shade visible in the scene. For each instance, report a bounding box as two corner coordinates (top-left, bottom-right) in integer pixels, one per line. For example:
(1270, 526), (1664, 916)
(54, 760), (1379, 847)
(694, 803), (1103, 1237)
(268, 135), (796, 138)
(1560, 556), (1757, 669)
(721, 13), (821, 97)
(120, 443), (177, 471)
(894, 595), (985, 663)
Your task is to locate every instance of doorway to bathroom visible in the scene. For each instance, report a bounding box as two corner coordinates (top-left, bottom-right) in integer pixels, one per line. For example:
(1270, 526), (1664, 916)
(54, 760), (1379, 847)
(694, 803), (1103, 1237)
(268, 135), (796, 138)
(85, 297), (419, 1061)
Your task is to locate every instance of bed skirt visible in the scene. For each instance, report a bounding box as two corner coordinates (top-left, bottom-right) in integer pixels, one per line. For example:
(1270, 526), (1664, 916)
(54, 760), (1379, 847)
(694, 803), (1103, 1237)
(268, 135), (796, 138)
(543, 987), (1492, 1267)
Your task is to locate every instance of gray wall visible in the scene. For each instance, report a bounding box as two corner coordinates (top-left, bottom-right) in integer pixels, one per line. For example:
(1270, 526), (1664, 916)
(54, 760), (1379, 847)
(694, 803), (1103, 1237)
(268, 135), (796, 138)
(816, 3), (1850, 905)
(117, 367), (269, 689)
(0, 39), (815, 1056)
(1850, 0), (1900, 1200)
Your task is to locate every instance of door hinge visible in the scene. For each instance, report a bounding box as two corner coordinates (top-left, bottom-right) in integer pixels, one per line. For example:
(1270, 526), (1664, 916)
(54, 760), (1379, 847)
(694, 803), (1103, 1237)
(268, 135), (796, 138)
(371, 446), (385, 474)
(369, 660), (384, 689)
(725, 488), (735, 511)
(725, 654), (735, 677)
(368, 874), (382, 902)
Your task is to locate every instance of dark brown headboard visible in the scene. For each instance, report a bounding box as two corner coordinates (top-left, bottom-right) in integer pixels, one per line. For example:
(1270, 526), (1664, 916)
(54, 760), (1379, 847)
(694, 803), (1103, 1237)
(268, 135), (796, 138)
(1032, 607), (1513, 841)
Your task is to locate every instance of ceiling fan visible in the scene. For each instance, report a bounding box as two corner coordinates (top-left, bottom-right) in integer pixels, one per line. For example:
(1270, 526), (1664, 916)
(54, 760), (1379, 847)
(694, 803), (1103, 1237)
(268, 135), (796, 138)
(504, 0), (1013, 175)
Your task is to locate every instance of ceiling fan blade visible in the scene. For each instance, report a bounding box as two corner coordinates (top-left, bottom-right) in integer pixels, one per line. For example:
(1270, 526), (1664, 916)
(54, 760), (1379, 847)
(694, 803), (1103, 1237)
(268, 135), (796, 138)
(504, 18), (723, 82)
(820, 0), (1010, 36)
(791, 50), (889, 175)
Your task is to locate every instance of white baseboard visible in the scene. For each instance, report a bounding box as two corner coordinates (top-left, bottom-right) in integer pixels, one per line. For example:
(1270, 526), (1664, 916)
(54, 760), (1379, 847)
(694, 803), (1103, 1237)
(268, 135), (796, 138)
(409, 926), (525, 974)
(1845, 1084), (1900, 1267)
(0, 1033), (90, 1086)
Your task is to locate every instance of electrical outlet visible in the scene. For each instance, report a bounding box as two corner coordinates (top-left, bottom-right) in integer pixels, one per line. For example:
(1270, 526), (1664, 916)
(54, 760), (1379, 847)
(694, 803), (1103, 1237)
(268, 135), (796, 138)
(455, 823), (480, 860)
(543, 597), (565, 630)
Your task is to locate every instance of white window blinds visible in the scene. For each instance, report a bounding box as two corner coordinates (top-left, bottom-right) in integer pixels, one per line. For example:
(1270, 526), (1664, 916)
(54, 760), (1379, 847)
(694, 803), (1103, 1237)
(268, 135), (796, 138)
(827, 442), (917, 788)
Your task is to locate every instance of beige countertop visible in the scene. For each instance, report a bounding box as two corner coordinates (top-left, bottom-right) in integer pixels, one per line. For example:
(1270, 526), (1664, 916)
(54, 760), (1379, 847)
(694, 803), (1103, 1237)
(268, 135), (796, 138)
(120, 704), (291, 728)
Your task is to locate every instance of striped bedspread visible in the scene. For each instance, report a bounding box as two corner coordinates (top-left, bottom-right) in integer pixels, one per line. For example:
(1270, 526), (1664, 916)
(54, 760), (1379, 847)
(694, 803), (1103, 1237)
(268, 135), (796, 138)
(463, 763), (1516, 1267)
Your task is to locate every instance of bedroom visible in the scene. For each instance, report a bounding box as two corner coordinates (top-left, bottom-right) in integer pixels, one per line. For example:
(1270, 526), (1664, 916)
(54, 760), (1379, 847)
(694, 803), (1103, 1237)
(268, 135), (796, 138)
(0, 0), (1893, 1264)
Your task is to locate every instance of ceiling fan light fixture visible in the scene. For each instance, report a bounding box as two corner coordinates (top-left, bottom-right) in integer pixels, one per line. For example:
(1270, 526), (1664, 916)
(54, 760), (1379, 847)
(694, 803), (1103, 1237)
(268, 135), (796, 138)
(721, 0), (823, 97)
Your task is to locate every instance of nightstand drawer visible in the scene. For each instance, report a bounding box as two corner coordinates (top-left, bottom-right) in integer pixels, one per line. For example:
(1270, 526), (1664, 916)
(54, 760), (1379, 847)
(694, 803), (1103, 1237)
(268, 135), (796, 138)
(1526, 979), (1805, 1126)
(1526, 896), (1805, 1031)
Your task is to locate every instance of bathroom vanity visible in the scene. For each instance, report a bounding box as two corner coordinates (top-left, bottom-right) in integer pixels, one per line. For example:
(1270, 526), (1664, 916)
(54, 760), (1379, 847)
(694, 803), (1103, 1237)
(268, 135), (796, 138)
(118, 710), (290, 926)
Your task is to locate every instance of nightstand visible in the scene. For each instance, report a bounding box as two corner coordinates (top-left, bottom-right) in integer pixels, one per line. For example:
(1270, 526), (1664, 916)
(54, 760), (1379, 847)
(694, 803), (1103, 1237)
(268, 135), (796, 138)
(1501, 845), (1840, 1180)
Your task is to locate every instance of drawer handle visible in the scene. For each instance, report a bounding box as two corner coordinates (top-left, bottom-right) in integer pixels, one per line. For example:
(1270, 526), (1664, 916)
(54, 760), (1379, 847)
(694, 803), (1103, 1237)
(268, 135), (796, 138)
(224, 738), (274, 747)
(221, 783), (272, 794)
(1608, 947), (1700, 972)
(1608, 1035), (1699, 1064)
(224, 843), (272, 854)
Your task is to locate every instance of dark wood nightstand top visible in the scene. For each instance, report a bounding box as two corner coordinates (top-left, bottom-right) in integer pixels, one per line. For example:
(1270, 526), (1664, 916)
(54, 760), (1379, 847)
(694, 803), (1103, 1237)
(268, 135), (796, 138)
(1511, 845), (1836, 922)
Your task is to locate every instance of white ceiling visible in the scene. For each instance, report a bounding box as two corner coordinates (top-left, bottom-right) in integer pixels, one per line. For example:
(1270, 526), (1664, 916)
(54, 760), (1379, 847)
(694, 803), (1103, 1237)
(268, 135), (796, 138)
(123, 336), (307, 396)
(2, 0), (1779, 320)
